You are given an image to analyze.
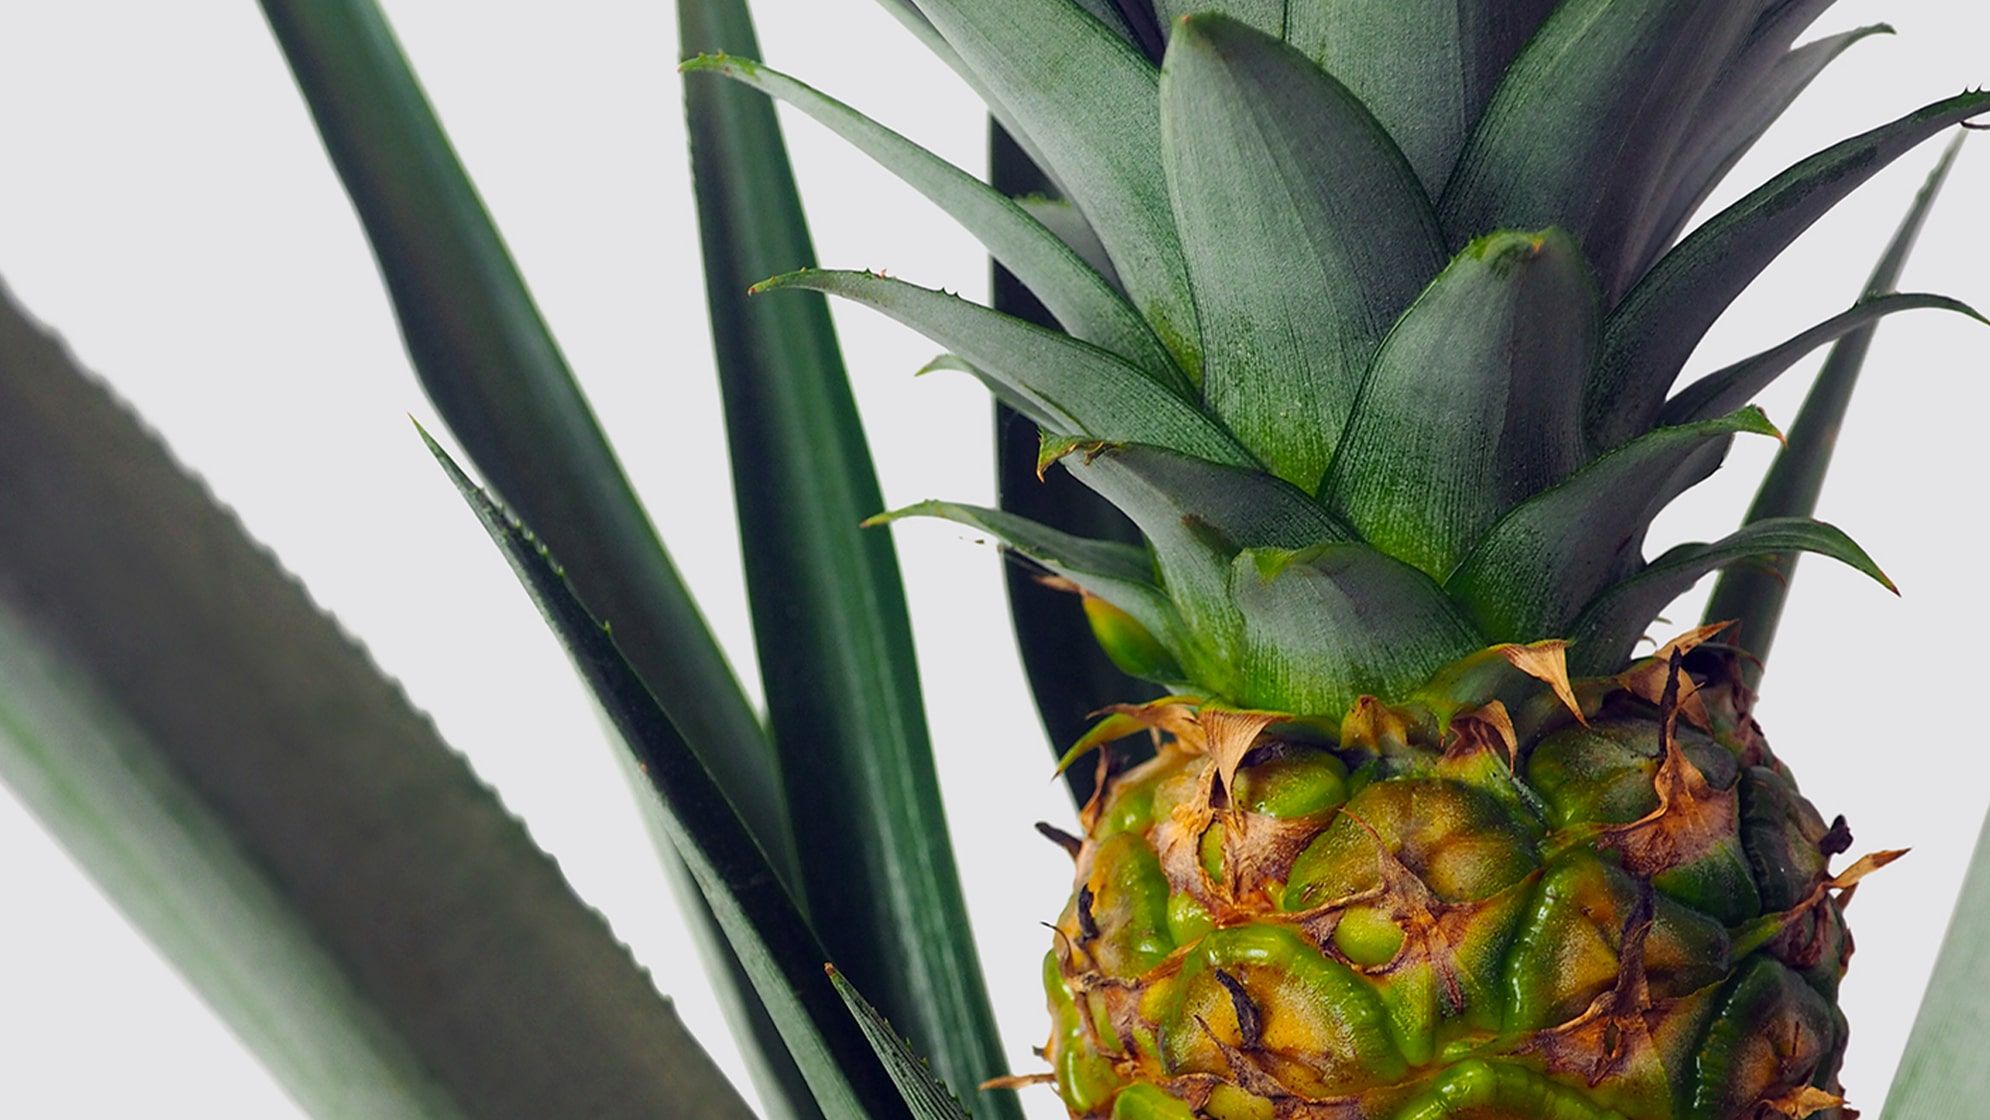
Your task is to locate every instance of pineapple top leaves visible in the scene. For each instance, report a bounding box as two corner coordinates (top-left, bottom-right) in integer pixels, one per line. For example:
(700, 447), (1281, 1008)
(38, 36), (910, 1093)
(700, 3), (1981, 718)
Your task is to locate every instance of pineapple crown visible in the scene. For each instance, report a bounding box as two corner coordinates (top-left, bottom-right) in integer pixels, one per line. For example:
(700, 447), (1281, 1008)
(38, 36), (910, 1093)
(690, 2), (1986, 719)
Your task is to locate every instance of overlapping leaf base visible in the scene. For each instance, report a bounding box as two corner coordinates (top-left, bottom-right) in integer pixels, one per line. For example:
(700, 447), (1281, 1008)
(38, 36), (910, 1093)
(1043, 644), (1870, 1120)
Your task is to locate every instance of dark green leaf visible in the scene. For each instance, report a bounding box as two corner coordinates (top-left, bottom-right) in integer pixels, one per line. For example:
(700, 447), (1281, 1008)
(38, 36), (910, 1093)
(1160, 13), (1445, 489)
(756, 269), (1249, 467)
(1231, 545), (1486, 716)
(0, 288), (752, 1120)
(1882, 807), (1990, 1119)
(258, 3), (808, 1109)
(1015, 195), (1120, 291)
(826, 967), (974, 1120)
(1703, 136), (1970, 684)
(680, 4), (1018, 1112)
(907, 0), (1201, 373)
(1285, 0), (1560, 195)
(1445, 409), (1782, 642)
(1590, 92), (1990, 448)
(1567, 517), (1892, 674)
(681, 54), (1181, 390)
(1661, 292), (1983, 425)
(1154, 0), (1280, 37)
(425, 432), (912, 1120)
(1439, 0), (1756, 298)
(1636, 23), (1894, 276)
(1322, 229), (1596, 578)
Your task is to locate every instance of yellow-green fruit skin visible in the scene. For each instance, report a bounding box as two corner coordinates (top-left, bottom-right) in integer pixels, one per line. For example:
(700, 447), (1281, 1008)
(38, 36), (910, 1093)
(1043, 658), (1857, 1119)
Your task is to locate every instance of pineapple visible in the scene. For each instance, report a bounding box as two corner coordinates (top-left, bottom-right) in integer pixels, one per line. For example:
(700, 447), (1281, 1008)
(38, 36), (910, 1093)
(701, 2), (1987, 1118)
(716, 0), (1974, 1114)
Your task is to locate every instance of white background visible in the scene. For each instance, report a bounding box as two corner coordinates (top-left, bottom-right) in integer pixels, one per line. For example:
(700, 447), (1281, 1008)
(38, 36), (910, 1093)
(0, 2), (1984, 1117)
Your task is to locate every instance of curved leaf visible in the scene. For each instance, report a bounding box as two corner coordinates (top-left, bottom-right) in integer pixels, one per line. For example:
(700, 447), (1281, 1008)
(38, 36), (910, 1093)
(1636, 23), (1894, 275)
(1446, 409), (1781, 643)
(1590, 91), (1990, 447)
(1567, 517), (1892, 674)
(908, 0), (1200, 372)
(1322, 229), (1596, 578)
(680, 5), (1019, 1112)
(1439, 0), (1755, 298)
(866, 499), (1188, 664)
(1232, 545), (1486, 716)
(1285, 0), (1560, 195)
(427, 433), (912, 1120)
(756, 269), (1249, 466)
(1661, 292), (1983, 425)
(681, 54), (1180, 390)
(1016, 195), (1121, 292)
(0, 289), (752, 1120)
(1160, 13), (1445, 489)
(1882, 808), (1990, 1119)
(1703, 136), (1970, 683)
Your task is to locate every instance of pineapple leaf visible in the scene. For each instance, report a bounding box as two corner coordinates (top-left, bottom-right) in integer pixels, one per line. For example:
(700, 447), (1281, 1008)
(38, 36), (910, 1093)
(1636, 22), (1895, 277)
(993, 128), (1162, 807)
(680, 4), (1019, 1112)
(1160, 13), (1445, 490)
(1230, 545), (1486, 717)
(1440, 0), (1756, 299)
(866, 498), (1191, 667)
(1881, 807), (1990, 1118)
(755, 269), (1250, 467)
(1566, 517), (1892, 674)
(1704, 136), (1971, 684)
(1284, 0), (1560, 195)
(1445, 408), (1783, 643)
(1661, 292), (1985, 425)
(0, 287), (753, 1120)
(258, 4), (812, 1109)
(905, 0), (1202, 374)
(1061, 444), (1355, 694)
(680, 53), (1182, 391)
(424, 430), (915, 1120)
(1322, 228), (1596, 579)
(1591, 91), (1990, 448)
(825, 967), (974, 1120)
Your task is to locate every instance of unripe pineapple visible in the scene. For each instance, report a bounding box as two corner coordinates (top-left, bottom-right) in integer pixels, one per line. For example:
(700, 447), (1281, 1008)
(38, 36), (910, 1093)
(696, 0), (1984, 1115)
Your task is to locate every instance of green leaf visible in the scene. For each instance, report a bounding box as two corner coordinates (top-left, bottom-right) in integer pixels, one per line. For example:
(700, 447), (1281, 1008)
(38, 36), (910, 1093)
(826, 967), (974, 1120)
(756, 269), (1250, 467)
(1439, 0), (1756, 298)
(680, 53), (1181, 391)
(1060, 444), (1354, 695)
(992, 126), (1160, 807)
(425, 432), (913, 1120)
(1703, 136), (1970, 684)
(1231, 545), (1487, 716)
(1636, 23), (1895, 276)
(1322, 229), (1597, 578)
(259, 2), (810, 1110)
(1445, 409), (1782, 643)
(680, 5), (1019, 1114)
(1660, 292), (1984, 425)
(1882, 807), (1990, 1119)
(1160, 13), (1445, 489)
(1591, 91), (1990, 448)
(1153, 0), (1280, 37)
(866, 499), (1188, 664)
(0, 288), (752, 1120)
(1566, 517), (1893, 674)
(1285, 0), (1560, 195)
(906, 0), (1201, 374)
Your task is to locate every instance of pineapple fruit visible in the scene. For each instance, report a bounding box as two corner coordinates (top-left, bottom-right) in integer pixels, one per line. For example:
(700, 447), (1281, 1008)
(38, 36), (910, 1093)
(691, 1), (1984, 1116)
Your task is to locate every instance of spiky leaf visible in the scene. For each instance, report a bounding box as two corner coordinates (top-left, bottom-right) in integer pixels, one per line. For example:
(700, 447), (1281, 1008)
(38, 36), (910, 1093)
(1882, 808), (1990, 1119)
